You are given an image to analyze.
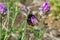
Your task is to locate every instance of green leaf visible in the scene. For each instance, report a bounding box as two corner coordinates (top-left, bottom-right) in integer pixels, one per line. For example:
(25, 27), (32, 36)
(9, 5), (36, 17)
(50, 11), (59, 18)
(20, 20), (27, 30)
(10, 26), (18, 33)
(28, 27), (39, 38)
(20, 21), (27, 40)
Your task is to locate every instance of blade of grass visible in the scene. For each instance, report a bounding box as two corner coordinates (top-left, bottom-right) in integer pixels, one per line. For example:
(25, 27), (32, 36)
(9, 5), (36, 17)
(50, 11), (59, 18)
(20, 20), (27, 40)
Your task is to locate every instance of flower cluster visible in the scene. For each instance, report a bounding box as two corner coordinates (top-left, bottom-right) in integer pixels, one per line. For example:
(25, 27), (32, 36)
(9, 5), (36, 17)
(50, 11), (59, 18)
(39, 2), (50, 12)
(31, 16), (38, 25)
(0, 4), (7, 13)
(20, 1), (50, 26)
(20, 6), (27, 11)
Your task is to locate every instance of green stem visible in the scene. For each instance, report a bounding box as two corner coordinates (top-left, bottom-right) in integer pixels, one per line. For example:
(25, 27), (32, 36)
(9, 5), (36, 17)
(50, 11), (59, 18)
(11, 12), (17, 27)
(4, 4), (10, 40)
(11, 7), (18, 27)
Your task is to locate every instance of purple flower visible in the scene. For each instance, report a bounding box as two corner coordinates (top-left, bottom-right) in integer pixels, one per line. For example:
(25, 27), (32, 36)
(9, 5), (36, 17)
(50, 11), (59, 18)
(20, 6), (27, 11)
(31, 16), (37, 24)
(0, 4), (7, 13)
(39, 2), (50, 12)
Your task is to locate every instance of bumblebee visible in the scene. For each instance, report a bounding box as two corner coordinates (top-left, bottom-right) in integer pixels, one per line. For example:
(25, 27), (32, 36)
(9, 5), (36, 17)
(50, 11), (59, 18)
(27, 11), (38, 26)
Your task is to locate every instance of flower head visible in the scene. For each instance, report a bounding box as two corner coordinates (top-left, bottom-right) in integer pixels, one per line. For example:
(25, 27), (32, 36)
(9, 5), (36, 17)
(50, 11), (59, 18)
(27, 14), (38, 26)
(20, 6), (27, 11)
(39, 2), (50, 12)
(0, 4), (7, 13)
(31, 16), (37, 24)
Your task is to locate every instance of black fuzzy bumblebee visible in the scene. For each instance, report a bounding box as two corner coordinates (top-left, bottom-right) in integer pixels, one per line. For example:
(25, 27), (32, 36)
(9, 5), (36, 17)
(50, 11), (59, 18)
(27, 11), (38, 26)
